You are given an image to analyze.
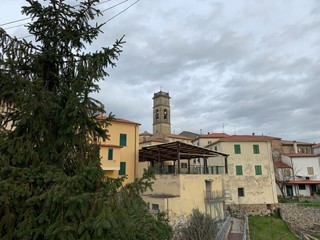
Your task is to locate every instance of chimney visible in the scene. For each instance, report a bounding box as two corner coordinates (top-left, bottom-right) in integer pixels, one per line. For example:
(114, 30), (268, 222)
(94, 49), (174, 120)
(293, 140), (298, 153)
(252, 133), (255, 136)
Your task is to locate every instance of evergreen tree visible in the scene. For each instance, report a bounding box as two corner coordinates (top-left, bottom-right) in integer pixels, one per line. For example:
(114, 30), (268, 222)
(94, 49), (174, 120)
(0, 0), (172, 239)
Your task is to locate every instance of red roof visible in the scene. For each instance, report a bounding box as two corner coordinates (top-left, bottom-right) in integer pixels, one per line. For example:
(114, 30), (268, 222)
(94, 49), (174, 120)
(164, 133), (192, 140)
(281, 140), (314, 145)
(312, 143), (320, 148)
(218, 135), (281, 142)
(97, 115), (140, 125)
(282, 153), (317, 157)
(288, 180), (320, 184)
(273, 161), (291, 168)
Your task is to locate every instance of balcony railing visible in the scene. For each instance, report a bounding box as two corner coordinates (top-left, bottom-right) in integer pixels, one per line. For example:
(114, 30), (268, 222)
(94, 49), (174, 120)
(153, 165), (226, 175)
(204, 190), (225, 202)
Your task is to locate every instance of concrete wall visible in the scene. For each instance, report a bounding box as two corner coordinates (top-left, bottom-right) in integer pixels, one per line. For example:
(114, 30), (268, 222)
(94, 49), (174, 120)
(142, 174), (226, 223)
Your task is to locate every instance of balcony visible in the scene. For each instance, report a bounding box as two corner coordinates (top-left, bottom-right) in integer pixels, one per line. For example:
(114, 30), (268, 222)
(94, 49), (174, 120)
(153, 165), (226, 175)
(204, 190), (225, 202)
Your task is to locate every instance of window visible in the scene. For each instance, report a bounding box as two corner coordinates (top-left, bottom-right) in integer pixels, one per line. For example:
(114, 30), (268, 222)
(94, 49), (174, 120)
(253, 144), (260, 154)
(255, 165), (262, 175)
(119, 162), (126, 175)
(181, 163), (188, 168)
(238, 188), (244, 197)
(284, 168), (291, 177)
(108, 148), (113, 160)
(307, 167), (314, 175)
(120, 133), (127, 147)
(236, 165), (243, 175)
(164, 109), (167, 120)
(156, 109), (159, 121)
(208, 141), (212, 144)
(299, 184), (306, 190)
(214, 146), (218, 151)
(234, 144), (241, 154)
(152, 204), (159, 211)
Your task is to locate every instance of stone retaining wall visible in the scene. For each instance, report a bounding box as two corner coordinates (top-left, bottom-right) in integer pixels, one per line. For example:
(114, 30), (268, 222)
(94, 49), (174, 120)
(280, 203), (320, 235)
(228, 204), (277, 217)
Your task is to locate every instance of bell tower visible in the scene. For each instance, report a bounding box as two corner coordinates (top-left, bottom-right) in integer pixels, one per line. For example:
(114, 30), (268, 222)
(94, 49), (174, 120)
(153, 91), (171, 134)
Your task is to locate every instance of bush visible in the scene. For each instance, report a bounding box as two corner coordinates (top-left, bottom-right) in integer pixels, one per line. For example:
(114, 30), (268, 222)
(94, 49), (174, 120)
(173, 209), (218, 240)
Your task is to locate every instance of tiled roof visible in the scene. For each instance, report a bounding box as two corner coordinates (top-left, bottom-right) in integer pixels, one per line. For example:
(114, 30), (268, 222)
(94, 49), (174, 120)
(140, 131), (152, 136)
(288, 180), (320, 184)
(282, 153), (317, 157)
(113, 118), (140, 125)
(273, 161), (291, 168)
(164, 133), (192, 140)
(312, 143), (320, 148)
(281, 140), (314, 145)
(97, 115), (140, 125)
(218, 135), (281, 142)
(197, 133), (229, 139)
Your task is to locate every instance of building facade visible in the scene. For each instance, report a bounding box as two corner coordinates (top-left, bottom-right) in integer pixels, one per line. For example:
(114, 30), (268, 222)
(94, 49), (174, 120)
(99, 117), (140, 185)
(207, 135), (279, 209)
(281, 153), (320, 196)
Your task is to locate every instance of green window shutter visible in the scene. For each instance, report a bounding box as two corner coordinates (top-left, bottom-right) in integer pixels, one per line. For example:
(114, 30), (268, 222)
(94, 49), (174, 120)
(119, 162), (126, 175)
(234, 144), (241, 154)
(120, 134), (127, 146)
(236, 165), (243, 175)
(255, 165), (262, 175)
(108, 148), (113, 160)
(253, 144), (260, 154)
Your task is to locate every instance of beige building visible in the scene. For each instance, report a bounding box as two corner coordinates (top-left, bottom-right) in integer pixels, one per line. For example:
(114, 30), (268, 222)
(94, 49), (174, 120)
(99, 117), (140, 185)
(207, 135), (279, 208)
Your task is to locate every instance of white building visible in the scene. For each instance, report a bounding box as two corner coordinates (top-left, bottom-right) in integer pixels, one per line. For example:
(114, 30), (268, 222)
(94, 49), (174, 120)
(281, 153), (320, 196)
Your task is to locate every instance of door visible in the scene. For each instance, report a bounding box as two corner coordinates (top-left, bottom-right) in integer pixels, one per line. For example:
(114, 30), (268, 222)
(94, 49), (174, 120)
(286, 185), (293, 196)
(205, 180), (212, 200)
(311, 185), (316, 196)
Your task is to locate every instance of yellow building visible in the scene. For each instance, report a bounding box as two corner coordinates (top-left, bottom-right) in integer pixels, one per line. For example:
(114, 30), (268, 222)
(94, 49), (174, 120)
(99, 117), (140, 185)
(208, 135), (279, 210)
(139, 141), (229, 223)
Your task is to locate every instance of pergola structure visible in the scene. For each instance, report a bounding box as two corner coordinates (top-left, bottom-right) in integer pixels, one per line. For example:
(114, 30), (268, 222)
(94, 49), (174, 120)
(139, 141), (229, 174)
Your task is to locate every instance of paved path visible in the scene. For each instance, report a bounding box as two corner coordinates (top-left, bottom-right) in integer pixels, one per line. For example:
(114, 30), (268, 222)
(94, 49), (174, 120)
(228, 218), (244, 240)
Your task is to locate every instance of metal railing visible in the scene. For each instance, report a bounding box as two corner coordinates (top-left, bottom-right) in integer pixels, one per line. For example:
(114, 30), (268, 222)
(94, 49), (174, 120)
(153, 165), (226, 175)
(216, 216), (231, 240)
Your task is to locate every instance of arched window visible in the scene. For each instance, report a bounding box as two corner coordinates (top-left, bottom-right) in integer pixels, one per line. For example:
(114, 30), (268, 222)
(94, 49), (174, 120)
(164, 109), (167, 120)
(156, 109), (159, 121)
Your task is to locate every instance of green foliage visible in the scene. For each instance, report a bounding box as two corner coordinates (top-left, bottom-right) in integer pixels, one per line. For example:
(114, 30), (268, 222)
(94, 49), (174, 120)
(174, 209), (218, 240)
(0, 0), (172, 239)
(249, 215), (297, 240)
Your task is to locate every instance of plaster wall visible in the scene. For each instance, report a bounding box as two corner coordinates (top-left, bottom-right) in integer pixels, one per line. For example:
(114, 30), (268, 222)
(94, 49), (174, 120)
(100, 121), (139, 185)
(214, 141), (278, 204)
(142, 174), (225, 222)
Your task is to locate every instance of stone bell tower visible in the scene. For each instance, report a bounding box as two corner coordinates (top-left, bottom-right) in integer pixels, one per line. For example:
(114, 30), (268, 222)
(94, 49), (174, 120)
(152, 91), (171, 134)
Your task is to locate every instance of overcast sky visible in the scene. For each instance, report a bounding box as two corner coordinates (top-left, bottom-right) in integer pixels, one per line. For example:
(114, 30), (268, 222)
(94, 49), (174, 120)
(2, 0), (320, 143)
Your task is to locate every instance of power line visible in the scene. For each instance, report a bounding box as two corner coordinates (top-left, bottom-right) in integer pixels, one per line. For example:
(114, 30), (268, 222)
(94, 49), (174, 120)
(0, 0), (115, 28)
(101, 0), (128, 13)
(104, 0), (140, 24)
(12, 0), (141, 40)
(0, 17), (30, 27)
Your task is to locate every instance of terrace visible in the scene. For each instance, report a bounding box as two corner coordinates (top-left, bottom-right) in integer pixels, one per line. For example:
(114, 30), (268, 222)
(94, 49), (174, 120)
(139, 141), (229, 175)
